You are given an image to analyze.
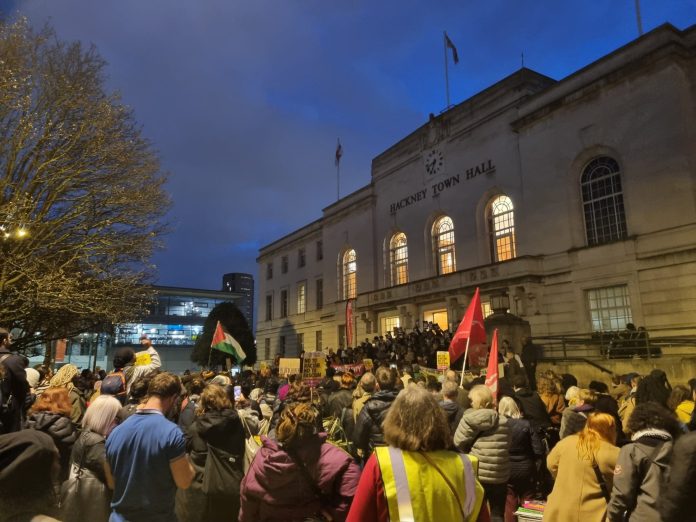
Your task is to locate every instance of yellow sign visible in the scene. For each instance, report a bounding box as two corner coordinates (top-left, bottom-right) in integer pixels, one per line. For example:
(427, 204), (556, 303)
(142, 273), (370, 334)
(135, 352), (152, 366)
(278, 358), (301, 376)
(302, 352), (326, 386)
(363, 358), (374, 370)
(436, 351), (450, 371)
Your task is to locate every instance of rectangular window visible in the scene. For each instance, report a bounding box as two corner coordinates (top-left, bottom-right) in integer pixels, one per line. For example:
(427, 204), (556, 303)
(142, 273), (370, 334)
(280, 289), (288, 318)
(587, 285), (633, 332)
(264, 338), (271, 360)
(316, 240), (323, 261)
(316, 330), (322, 351)
(380, 316), (400, 335)
(296, 282), (306, 314)
(265, 294), (273, 321)
(423, 309), (449, 331)
(481, 301), (494, 318)
(281, 256), (288, 274)
(316, 278), (323, 310)
(279, 335), (286, 355)
(298, 247), (306, 268)
(297, 333), (305, 352)
(266, 262), (273, 280)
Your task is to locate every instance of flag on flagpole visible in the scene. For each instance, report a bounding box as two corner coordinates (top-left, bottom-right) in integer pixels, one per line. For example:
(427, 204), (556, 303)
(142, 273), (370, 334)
(448, 287), (486, 363)
(211, 321), (246, 364)
(335, 138), (343, 167)
(485, 329), (499, 403)
(444, 32), (459, 64)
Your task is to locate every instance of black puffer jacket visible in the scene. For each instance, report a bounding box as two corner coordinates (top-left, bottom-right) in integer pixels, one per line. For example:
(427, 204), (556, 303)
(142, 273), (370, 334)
(507, 417), (544, 480)
(659, 431), (696, 522)
(514, 388), (552, 429)
(353, 390), (398, 453)
(25, 411), (77, 481)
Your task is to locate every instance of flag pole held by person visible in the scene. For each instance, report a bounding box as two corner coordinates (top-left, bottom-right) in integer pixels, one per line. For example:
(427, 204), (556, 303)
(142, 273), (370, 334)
(448, 288), (487, 387)
(209, 321), (247, 367)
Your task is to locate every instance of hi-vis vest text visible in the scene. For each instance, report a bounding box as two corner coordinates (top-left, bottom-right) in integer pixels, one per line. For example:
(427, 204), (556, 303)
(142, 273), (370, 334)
(374, 447), (485, 522)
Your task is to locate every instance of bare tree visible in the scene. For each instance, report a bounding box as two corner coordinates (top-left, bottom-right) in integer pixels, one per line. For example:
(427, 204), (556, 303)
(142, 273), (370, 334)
(0, 19), (170, 355)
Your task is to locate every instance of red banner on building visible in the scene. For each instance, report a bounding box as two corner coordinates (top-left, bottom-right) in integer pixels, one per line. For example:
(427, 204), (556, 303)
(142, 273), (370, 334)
(345, 299), (354, 347)
(54, 339), (67, 362)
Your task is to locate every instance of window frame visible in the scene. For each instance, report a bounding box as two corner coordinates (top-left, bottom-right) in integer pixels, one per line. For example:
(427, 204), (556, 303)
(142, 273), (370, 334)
(433, 216), (456, 275)
(342, 249), (357, 300)
(296, 281), (306, 314)
(488, 195), (517, 262)
(581, 156), (627, 246)
(389, 232), (409, 286)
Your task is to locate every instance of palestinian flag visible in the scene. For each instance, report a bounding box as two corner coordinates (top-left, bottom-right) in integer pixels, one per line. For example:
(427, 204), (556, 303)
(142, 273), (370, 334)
(211, 321), (246, 364)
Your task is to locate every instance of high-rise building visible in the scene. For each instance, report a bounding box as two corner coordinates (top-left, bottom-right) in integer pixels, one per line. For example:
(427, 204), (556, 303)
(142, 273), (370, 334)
(223, 272), (254, 328)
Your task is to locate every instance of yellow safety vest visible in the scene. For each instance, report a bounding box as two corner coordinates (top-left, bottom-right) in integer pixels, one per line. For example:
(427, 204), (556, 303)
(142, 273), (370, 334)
(375, 447), (485, 522)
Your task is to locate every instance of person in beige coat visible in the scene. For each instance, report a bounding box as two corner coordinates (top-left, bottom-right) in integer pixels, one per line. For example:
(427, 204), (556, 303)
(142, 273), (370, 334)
(545, 412), (620, 522)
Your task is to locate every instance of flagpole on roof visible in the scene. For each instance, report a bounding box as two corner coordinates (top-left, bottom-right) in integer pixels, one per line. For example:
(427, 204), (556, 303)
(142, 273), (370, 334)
(335, 138), (343, 201)
(443, 31), (450, 109)
(634, 0), (644, 36)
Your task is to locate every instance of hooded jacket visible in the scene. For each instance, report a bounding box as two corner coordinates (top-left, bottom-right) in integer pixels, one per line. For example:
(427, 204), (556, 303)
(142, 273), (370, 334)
(239, 433), (360, 522)
(439, 399), (464, 436)
(25, 411), (77, 481)
(454, 408), (510, 484)
(514, 388), (552, 429)
(607, 431), (673, 522)
(353, 390), (398, 453)
(560, 404), (594, 439)
(507, 416), (545, 479)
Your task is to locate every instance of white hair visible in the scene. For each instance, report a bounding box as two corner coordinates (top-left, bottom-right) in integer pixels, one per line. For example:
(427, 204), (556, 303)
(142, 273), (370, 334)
(469, 385), (493, 410)
(498, 396), (522, 419)
(82, 395), (122, 436)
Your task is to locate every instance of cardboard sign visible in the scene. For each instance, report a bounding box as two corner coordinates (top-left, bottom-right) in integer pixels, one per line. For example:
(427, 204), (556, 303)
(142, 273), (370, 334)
(135, 352), (152, 366)
(302, 352), (326, 386)
(331, 363), (366, 376)
(278, 358), (301, 376)
(362, 358), (374, 371)
(436, 351), (450, 371)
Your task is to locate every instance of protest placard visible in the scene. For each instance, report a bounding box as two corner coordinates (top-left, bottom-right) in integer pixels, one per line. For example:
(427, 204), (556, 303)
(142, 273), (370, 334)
(303, 352), (326, 386)
(436, 351), (450, 371)
(135, 352), (152, 366)
(278, 358), (301, 377)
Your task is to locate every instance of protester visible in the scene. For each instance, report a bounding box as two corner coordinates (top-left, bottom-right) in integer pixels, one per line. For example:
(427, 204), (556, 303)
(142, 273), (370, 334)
(559, 388), (597, 439)
(659, 431), (696, 522)
(537, 371), (565, 427)
(635, 369), (671, 407)
(347, 385), (488, 521)
(590, 380), (625, 444)
(0, 429), (61, 522)
(445, 369), (472, 409)
(511, 374), (552, 430)
(353, 366), (399, 456)
(352, 371), (375, 421)
(607, 402), (680, 522)
(178, 378), (205, 432)
(546, 412), (620, 522)
(498, 396), (544, 522)
(25, 387), (77, 484)
(440, 380), (465, 436)
(60, 395), (122, 522)
(667, 384), (694, 425)
(48, 363), (85, 424)
(454, 384), (511, 522)
(176, 384), (245, 522)
(618, 373), (641, 436)
(521, 336), (542, 391)
(106, 372), (195, 522)
(326, 372), (355, 419)
(112, 335), (162, 395)
(239, 401), (360, 521)
(0, 328), (30, 434)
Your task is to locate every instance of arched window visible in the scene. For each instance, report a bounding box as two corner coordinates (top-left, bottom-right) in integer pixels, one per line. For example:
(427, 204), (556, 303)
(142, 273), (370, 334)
(389, 232), (408, 286)
(433, 216), (456, 275)
(342, 249), (357, 300)
(488, 195), (516, 262)
(581, 156), (627, 245)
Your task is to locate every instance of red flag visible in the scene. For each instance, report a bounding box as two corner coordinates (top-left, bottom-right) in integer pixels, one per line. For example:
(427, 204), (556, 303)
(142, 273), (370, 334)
(448, 287), (486, 363)
(485, 329), (499, 403)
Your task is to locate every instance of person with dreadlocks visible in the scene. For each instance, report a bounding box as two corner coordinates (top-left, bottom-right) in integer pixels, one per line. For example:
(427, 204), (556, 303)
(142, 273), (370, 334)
(239, 401), (360, 522)
(635, 369), (672, 408)
(48, 363), (85, 424)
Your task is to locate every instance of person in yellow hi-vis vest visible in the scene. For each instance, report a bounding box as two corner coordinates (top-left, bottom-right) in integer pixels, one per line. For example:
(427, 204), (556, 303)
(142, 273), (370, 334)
(347, 385), (490, 522)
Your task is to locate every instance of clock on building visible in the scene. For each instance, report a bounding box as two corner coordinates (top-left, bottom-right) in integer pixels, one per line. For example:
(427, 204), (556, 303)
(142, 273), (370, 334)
(424, 148), (444, 176)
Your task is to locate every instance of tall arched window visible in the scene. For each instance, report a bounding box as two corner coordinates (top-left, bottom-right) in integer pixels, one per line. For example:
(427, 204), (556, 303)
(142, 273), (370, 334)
(488, 195), (516, 262)
(581, 156), (627, 245)
(433, 216), (456, 275)
(342, 249), (357, 300)
(389, 232), (408, 286)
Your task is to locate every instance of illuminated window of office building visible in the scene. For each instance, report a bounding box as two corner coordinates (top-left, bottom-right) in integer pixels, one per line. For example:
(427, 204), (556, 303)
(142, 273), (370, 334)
(389, 232), (409, 286)
(587, 285), (633, 332)
(433, 216), (456, 275)
(488, 195), (516, 262)
(296, 281), (306, 314)
(342, 249), (357, 300)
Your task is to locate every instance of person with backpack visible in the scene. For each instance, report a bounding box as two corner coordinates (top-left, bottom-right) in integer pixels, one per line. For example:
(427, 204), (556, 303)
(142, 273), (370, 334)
(0, 328), (29, 434)
(607, 402), (680, 522)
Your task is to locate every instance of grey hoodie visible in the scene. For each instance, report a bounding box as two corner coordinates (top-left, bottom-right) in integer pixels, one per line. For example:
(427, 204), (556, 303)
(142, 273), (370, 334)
(453, 408), (511, 484)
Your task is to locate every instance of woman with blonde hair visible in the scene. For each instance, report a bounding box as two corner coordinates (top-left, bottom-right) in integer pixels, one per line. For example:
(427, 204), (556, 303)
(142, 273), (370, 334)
(240, 400), (360, 521)
(560, 388), (598, 439)
(537, 371), (565, 427)
(545, 412), (620, 522)
(348, 386), (489, 522)
(60, 395), (122, 522)
(176, 383), (246, 522)
(49, 363), (85, 424)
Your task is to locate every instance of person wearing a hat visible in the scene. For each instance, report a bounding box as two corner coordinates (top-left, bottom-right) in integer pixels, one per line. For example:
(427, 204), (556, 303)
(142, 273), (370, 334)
(0, 429), (61, 521)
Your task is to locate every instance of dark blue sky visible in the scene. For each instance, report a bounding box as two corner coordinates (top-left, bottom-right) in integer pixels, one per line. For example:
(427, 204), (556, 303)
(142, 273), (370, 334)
(6, 1), (696, 290)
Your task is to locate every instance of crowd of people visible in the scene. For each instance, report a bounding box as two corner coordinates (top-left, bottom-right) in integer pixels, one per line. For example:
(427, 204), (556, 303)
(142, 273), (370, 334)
(2, 326), (696, 522)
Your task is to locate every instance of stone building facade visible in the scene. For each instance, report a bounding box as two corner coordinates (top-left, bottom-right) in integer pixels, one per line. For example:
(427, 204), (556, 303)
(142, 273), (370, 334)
(255, 24), (696, 360)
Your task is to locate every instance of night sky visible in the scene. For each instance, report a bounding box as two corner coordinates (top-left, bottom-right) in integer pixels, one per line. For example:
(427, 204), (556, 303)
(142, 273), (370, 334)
(4, 1), (696, 292)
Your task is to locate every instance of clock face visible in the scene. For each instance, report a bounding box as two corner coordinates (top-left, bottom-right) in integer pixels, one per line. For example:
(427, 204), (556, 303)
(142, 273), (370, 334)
(424, 149), (444, 176)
